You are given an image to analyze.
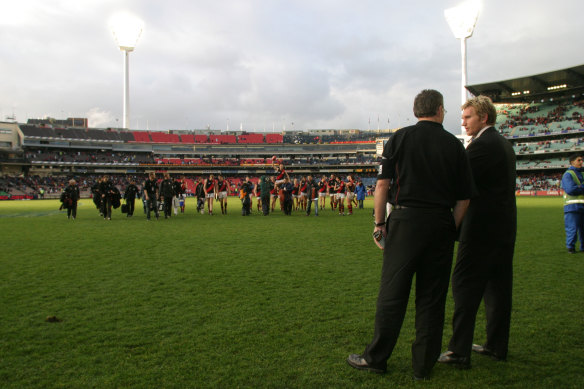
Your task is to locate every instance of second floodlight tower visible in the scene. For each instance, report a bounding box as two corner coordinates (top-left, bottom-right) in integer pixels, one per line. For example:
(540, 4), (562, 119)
(110, 12), (144, 129)
(444, 0), (480, 135)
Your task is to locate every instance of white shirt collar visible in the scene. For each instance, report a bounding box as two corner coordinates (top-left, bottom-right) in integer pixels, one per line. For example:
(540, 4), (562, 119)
(473, 126), (491, 140)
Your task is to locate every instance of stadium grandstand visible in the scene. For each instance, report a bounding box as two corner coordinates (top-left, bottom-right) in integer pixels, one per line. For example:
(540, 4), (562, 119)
(466, 64), (584, 196)
(0, 119), (388, 198)
(1, 64), (583, 199)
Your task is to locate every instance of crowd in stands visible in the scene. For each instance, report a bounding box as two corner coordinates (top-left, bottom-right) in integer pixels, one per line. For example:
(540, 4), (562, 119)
(20, 123), (383, 145)
(513, 137), (584, 154)
(23, 148), (379, 167)
(516, 173), (561, 191)
(497, 100), (584, 137)
(283, 132), (378, 144)
(25, 149), (154, 164)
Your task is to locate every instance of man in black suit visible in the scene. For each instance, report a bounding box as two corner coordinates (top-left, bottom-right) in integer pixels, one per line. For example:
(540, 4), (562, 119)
(347, 89), (474, 381)
(439, 96), (517, 368)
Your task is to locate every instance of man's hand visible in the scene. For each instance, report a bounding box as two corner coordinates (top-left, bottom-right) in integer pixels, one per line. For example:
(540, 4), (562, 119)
(373, 226), (386, 250)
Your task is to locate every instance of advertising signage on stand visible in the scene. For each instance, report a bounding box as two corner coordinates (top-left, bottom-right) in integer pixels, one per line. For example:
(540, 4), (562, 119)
(515, 190), (563, 196)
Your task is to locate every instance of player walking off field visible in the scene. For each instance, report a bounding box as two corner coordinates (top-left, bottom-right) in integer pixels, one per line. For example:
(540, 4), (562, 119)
(255, 179), (262, 213)
(345, 176), (357, 215)
(318, 176), (327, 210)
(292, 178), (300, 211)
(335, 176), (346, 216)
(204, 174), (217, 215)
(217, 175), (229, 214)
(328, 174), (337, 211)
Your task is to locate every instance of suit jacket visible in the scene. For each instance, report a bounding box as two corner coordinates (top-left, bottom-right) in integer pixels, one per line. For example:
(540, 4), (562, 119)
(459, 127), (517, 244)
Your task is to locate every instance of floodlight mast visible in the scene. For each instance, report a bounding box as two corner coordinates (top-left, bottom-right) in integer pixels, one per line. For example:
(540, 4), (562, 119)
(110, 13), (144, 129)
(444, 0), (480, 138)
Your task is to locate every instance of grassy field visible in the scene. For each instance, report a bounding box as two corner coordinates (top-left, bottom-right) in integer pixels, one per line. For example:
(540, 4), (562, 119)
(0, 197), (582, 388)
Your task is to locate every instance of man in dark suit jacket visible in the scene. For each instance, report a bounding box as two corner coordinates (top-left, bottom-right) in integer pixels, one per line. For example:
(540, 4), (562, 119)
(439, 96), (517, 368)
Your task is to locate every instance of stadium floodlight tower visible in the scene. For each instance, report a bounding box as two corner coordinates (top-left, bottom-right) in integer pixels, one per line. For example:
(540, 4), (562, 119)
(444, 0), (480, 138)
(110, 12), (144, 129)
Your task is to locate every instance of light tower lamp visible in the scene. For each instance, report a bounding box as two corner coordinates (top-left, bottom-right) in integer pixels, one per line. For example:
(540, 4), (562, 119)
(444, 0), (480, 137)
(110, 12), (144, 129)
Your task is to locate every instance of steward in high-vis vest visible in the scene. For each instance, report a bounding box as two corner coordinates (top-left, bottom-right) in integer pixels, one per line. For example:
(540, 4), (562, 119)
(561, 154), (584, 253)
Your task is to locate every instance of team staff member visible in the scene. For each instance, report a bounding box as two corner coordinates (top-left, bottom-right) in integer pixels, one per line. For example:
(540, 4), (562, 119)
(124, 179), (139, 217)
(560, 154), (584, 253)
(355, 180), (367, 209)
(159, 173), (175, 219)
(259, 175), (272, 216)
(99, 175), (115, 220)
(62, 179), (80, 219)
(194, 177), (205, 214)
(144, 172), (159, 220)
(305, 175), (319, 216)
(204, 174), (216, 215)
(280, 177), (294, 215)
(347, 89), (473, 381)
(439, 95), (517, 369)
(240, 176), (253, 216)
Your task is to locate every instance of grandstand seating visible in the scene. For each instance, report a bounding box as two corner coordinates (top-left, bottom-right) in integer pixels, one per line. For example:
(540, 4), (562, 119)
(497, 100), (584, 139)
(208, 134), (237, 144)
(237, 133), (264, 143)
(150, 132), (180, 143)
(180, 134), (195, 143)
(266, 134), (283, 143)
(131, 131), (152, 143)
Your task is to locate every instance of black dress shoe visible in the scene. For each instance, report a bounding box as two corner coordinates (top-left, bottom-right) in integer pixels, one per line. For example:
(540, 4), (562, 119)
(437, 351), (471, 369)
(472, 344), (506, 361)
(346, 354), (386, 374)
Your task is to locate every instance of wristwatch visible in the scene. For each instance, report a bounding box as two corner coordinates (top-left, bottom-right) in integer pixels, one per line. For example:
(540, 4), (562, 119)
(375, 221), (385, 227)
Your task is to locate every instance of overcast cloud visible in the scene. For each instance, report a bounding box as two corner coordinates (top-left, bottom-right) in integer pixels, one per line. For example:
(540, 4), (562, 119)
(0, 0), (582, 134)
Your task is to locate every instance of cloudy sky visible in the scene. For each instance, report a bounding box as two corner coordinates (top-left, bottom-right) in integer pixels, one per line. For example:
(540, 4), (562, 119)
(0, 0), (582, 134)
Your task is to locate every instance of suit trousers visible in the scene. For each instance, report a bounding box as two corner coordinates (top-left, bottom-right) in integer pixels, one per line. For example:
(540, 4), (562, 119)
(448, 240), (514, 359)
(363, 207), (456, 377)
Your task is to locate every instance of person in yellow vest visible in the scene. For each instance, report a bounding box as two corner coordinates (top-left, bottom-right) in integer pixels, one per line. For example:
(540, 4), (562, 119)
(561, 154), (584, 253)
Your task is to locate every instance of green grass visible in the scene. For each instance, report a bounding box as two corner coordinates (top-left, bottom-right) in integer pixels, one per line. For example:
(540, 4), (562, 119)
(0, 197), (582, 388)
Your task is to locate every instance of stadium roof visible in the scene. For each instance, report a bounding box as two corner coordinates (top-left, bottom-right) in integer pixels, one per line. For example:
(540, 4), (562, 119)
(466, 64), (584, 103)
